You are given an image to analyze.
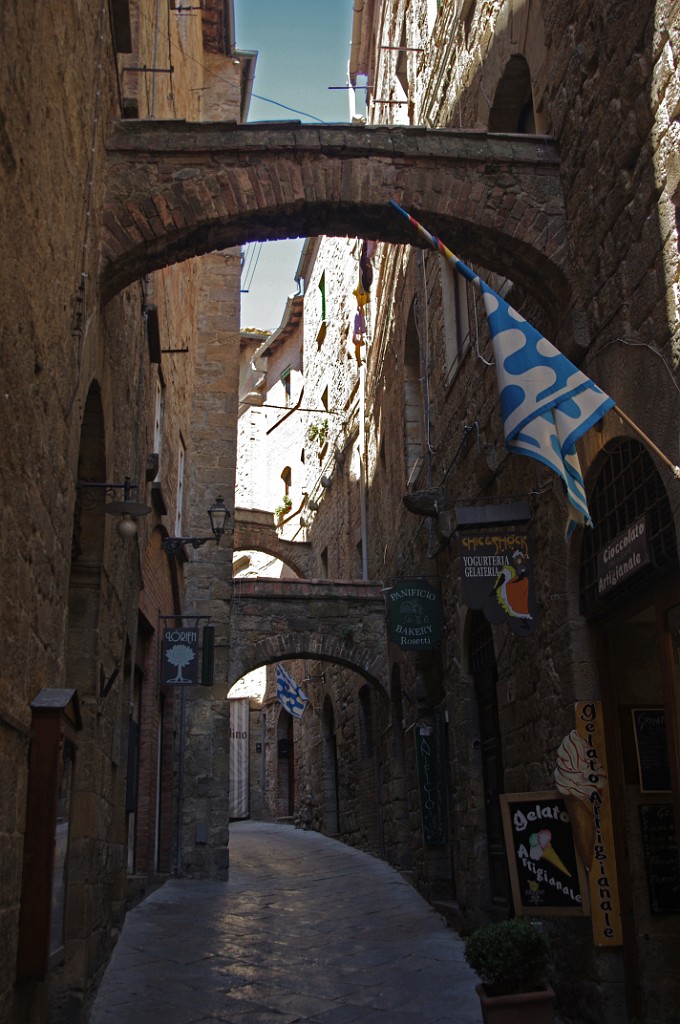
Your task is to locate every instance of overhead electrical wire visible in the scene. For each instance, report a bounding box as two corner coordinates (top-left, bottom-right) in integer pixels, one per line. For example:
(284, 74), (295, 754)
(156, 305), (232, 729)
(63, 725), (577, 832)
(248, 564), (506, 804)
(134, 5), (329, 125)
(241, 242), (263, 293)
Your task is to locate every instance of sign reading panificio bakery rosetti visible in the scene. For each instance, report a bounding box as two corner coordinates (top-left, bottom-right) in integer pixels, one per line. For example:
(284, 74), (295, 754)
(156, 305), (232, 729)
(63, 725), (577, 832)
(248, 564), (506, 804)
(385, 578), (443, 650)
(458, 527), (538, 636)
(596, 516), (650, 596)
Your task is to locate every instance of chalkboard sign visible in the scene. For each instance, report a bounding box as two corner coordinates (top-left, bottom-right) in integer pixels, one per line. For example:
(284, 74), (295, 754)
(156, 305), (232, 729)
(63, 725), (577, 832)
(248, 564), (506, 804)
(639, 804), (680, 914)
(414, 708), (448, 845)
(632, 708), (672, 792)
(500, 791), (590, 917)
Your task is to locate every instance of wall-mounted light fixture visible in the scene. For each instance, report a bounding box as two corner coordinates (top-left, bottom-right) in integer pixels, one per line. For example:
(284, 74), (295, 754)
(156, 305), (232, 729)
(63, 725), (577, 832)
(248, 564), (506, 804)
(320, 476), (332, 489)
(77, 477), (151, 538)
(162, 496), (230, 554)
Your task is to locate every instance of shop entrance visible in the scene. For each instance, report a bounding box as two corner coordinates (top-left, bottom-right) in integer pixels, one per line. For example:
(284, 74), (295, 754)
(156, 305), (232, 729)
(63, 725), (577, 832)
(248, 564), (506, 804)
(597, 587), (680, 1018)
(581, 437), (680, 1019)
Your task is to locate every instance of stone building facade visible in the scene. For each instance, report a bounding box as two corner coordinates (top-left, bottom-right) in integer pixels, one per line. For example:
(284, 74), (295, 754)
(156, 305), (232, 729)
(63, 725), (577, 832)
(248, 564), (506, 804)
(3, 2), (680, 1024)
(1, 3), (250, 1022)
(253, 2), (680, 1023)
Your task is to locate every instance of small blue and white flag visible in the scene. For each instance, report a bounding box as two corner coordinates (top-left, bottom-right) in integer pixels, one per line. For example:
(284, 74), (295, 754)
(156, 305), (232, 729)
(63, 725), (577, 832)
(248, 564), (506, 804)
(275, 663), (309, 720)
(388, 201), (615, 536)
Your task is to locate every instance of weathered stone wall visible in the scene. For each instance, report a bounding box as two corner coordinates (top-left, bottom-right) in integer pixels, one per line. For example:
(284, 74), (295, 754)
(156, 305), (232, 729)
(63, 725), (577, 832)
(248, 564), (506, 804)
(346, 2), (680, 1023)
(0, 4), (148, 1019)
(179, 248), (242, 880)
(0, 3), (245, 1021)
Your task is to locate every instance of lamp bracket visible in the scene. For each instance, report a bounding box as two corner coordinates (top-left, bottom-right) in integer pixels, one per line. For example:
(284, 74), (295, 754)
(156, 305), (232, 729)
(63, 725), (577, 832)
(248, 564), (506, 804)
(161, 536), (217, 555)
(77, 477), (151, 517)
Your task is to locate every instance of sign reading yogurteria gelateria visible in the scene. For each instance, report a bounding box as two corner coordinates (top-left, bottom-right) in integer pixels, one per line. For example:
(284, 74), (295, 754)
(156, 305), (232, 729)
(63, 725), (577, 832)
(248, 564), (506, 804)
(457, 527), (538, 636)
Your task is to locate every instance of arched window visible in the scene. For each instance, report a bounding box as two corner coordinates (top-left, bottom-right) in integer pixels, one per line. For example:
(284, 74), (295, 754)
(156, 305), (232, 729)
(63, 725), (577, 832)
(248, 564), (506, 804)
(489, 54), (535, 133)
(281, 466), (291, 496)
(403, 299), (424, 490)
(580, 439), (678, 617)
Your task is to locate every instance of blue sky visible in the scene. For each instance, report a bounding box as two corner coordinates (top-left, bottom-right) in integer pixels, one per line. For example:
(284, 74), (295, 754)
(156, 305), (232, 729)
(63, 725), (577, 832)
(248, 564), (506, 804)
(235, 0), (355, 330)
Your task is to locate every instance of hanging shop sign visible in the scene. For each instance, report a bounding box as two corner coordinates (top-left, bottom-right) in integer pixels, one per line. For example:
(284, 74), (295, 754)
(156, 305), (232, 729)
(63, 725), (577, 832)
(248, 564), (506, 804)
(500, 791), (590, 917)
(414, 707), (449, 845)
(596, 516), (650, 597)
(160, 624), (200, 686)
(385, 578), (443, 650)
(458, 526), (537, 635)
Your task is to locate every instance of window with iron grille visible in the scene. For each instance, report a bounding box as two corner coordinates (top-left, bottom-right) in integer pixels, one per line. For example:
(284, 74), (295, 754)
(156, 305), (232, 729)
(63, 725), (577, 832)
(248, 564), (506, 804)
(579, 439), (678, 618)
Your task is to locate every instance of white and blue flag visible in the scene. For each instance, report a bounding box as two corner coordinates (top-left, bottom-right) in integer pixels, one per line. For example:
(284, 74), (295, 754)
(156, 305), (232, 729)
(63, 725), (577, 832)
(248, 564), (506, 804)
(389, 200), (616, 536)
(275, 663), (309, 720)
(473, 275), (614, 535)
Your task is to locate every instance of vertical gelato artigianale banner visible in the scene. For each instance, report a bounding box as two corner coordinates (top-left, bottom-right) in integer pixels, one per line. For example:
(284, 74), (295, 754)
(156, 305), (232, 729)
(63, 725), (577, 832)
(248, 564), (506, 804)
(554, 702), (623, 945)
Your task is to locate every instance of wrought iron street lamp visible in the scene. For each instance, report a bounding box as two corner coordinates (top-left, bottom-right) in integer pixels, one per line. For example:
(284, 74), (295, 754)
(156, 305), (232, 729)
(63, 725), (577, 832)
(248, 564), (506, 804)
(76, 477), (151, 538)
(162, 496), (230, 554)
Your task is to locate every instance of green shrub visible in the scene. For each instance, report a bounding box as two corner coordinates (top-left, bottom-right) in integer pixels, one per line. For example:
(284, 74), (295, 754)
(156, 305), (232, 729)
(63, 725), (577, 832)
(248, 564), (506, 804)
(274, 494), (293, 523)
(463, 918), (550, 996)
(307, 418), (329, 446)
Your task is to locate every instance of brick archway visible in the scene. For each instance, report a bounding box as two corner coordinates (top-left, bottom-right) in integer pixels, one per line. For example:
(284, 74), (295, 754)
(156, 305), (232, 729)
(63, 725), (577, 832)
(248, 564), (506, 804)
(227, 578), (388, 692)
(228, 631), (387, 693)
(233, 508), (313, 579)
(102, 121), (569, 320)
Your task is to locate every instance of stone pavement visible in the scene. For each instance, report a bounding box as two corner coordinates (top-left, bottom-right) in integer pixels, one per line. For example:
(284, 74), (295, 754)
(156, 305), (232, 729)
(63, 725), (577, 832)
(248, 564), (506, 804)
(89, 820), (483, 1024)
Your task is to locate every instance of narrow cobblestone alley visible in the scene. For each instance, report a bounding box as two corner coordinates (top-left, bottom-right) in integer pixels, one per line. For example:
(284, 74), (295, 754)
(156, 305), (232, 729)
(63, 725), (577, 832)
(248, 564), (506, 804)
(88, 822), (483, 1024)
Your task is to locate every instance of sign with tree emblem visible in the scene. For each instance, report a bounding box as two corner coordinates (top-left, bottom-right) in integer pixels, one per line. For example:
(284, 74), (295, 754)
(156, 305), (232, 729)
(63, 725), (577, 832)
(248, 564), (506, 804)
(385, 578), (443, 650)
(160, 625), (199, 686)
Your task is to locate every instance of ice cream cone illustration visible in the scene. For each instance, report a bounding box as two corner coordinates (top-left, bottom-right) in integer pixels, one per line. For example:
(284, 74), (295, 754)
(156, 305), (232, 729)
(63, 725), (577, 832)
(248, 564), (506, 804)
(554, 729), (608, 870)
(564, 794), (595, 869)
(529, 828), (572, 877)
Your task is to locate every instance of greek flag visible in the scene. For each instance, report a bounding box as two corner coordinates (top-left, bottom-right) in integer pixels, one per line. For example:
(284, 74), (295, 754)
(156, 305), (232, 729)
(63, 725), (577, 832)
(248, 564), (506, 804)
(275, 663), (309, 720)
(387, 203), (614, 535)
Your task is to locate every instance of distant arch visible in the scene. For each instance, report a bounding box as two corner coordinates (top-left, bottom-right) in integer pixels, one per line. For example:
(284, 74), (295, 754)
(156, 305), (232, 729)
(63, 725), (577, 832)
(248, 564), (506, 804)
(228, 631), (388, 693)
(233, 508), (313, 578)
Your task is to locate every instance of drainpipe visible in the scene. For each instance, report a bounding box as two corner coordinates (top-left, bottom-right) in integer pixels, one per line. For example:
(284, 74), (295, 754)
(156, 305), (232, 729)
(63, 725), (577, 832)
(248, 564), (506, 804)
(349, 1), (366, 86)
(359, 360), (369, 580)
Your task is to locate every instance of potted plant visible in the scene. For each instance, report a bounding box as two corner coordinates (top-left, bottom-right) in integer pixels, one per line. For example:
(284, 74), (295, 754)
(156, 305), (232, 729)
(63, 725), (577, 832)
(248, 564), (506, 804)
(463, 917), (554, 1024)
(274, 494), (292, 525)
(306, 417), (329, 447)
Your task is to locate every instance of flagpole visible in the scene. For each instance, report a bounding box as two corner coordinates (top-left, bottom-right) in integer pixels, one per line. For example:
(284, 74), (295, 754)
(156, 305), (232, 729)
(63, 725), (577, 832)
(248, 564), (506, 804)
(390, 199), (680, 483)
(613, 405), (680, 478)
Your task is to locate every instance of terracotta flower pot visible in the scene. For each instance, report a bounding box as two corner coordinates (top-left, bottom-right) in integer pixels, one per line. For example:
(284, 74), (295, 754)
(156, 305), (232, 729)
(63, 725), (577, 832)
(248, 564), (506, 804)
(475, 983), (555, 1024)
